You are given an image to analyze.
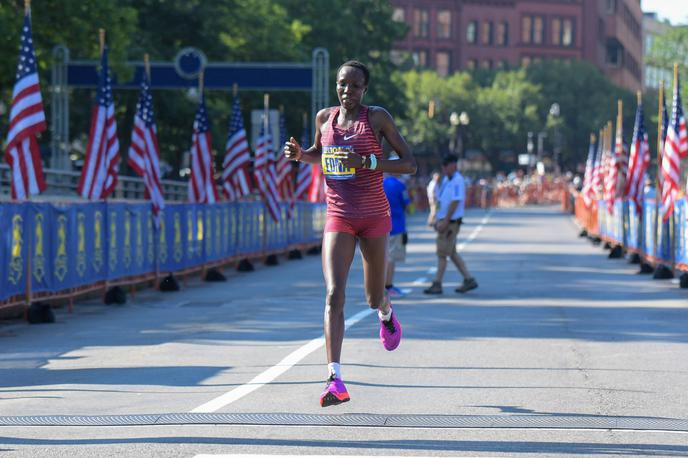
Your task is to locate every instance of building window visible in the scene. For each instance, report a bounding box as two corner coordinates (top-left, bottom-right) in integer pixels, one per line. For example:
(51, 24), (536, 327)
(522, 15), (543, 44)
(436, 51), (451, 76)
(482, 21), (493, 45)
(467, 21), (478, 44)
(552, 18), (561, 45)
(606, 0), (617, 14)
(481, 59), (492, 70)
(413, 9), (429, 38)
(521, 56), (531, 67)
(413, 50), (428, 67)
(606, 39), (623, 67)
(533, 16), (544, 44)
(562, 18), (574, 46)
(437, 10), (452, 39)
(497, 21), (509, 46)
(467, 59), (477, 70)
(521, 16), (531, 43)
(392, 7), (405, 23)
(552, 17), (574, 47)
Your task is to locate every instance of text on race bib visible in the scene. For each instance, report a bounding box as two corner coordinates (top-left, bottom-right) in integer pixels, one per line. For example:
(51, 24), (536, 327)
(322, 146), (355, 180)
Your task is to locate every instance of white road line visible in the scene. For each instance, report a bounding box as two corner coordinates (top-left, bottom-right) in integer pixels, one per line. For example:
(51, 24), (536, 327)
(457, 212), (491, 251)
(195, 455), (495, 458)
(191, 308), (375, 413)
(414, 211), (492, 282)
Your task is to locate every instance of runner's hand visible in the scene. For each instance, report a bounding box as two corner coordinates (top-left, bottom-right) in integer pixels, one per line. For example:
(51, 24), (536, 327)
(335, 151), (365, 169)
(284, 137), (303, 161)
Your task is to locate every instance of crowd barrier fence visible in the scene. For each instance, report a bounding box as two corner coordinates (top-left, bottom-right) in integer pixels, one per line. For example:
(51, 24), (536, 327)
(573, 192), (688, 271)
(0, 200), (326, 316)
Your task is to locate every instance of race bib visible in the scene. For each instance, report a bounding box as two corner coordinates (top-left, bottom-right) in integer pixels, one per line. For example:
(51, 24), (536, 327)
(322, 146), (355, 180)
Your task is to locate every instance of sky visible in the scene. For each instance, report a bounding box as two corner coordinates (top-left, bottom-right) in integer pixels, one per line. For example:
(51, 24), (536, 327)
(642, 0), (688, 25)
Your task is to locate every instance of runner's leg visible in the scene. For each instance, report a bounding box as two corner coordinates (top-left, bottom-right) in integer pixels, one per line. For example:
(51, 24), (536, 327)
(322, 231), (356, 364)
(359, 235), (389, 313)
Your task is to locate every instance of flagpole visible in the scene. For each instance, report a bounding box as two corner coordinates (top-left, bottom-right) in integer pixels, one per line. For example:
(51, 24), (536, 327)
(144, 53), (151, 79)
(655, 82), (664, 269)
(99, 29), (105, 56)
(263, 93), (270, 257)
(670, 64), (679, 276)
(634, 92), (645, 260)
(617, 100), (627, 251)
(144, 52), (160, 289)
(588, 132), (596, 235)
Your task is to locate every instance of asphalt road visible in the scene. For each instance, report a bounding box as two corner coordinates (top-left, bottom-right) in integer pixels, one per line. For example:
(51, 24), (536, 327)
(1, 205), (687, 457)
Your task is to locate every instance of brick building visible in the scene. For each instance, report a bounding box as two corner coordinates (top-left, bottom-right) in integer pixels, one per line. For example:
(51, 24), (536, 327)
(390, 0), (643, 91)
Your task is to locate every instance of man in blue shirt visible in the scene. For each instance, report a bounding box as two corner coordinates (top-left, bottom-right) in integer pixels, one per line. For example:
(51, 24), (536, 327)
(384, 172), (410, 298)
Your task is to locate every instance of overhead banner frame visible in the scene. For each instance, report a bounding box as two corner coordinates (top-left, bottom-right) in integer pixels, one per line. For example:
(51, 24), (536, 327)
(50, 46), (329, 170)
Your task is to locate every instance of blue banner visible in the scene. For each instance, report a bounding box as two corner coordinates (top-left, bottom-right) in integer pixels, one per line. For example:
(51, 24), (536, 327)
(627, 201), (640, 252)
(1, 200), (325, 300)
(0, 203), (27, 301)
(676, 199), (687, 266)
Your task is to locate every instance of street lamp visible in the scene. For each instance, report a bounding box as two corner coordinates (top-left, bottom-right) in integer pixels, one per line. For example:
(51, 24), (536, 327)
(449, 111), (459, 154)
(549, 102), (562, 174)
(459, 111), (471, 159)
(450, 111), (470, 160)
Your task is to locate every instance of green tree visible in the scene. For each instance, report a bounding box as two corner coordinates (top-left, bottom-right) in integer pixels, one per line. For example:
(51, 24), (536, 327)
(524, 60), (634, 169)
(118, 0), (308, 174)
(0, 1), (138, 153)
(393, 70), (478, 156)
(277, 0), (408, 116)
(474, 70), (543, 160)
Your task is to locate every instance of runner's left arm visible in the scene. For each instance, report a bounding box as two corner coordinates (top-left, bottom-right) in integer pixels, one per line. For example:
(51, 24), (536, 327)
(371, 106), (417, 175)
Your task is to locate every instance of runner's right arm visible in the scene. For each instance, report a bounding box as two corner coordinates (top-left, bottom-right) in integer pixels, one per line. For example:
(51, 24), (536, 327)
(283, 108), (331, 165)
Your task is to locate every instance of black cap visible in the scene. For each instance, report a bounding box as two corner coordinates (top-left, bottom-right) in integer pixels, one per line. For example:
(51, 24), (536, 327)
(442, 153), (458, 165)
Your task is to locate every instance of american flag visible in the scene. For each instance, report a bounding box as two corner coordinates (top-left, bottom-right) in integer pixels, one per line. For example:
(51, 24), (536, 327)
(625, 99), (650, 213)
(188, 93), (219, 203)
(254, 116), (281, 222)
(295, 126), (312, 200)
(77, 46), (120, 200)
(615, 121), (629, 192)
(275, 112), (295, 213)
(4, 8), (47, 200)
(278, 112), (297, 214)
(308, 164), (327, 203)
(660, 72), (688, 221)
(127, 70), (164, 225)
(589, 131), (604, 204)
(221, 96), (252, 201)
(605, 118), (627, 214)
(581, 134), (597, 208)
(657, 84), (670, 191)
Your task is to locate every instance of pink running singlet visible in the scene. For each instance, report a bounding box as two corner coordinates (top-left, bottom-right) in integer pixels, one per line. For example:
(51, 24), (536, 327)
(320, 106), (390, 220)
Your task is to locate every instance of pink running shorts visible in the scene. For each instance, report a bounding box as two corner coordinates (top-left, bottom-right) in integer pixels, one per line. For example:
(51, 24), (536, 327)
(324, 214), (391, 238)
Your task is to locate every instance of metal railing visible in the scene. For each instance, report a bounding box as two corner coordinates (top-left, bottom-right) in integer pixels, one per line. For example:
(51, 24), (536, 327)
(0, 163), (193, 202)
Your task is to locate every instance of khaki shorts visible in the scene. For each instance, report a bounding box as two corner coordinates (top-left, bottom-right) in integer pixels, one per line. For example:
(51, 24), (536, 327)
(388, 233), (406, 263)
(436, 220), (461, 257)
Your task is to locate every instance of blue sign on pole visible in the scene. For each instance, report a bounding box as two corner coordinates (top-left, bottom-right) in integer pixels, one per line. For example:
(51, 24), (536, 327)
(67, 62), (313, 91)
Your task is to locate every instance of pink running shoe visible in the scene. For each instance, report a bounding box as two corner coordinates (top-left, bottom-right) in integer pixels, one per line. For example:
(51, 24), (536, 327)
(319, 375), (350, 407)
(379, 309), (402, 351)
